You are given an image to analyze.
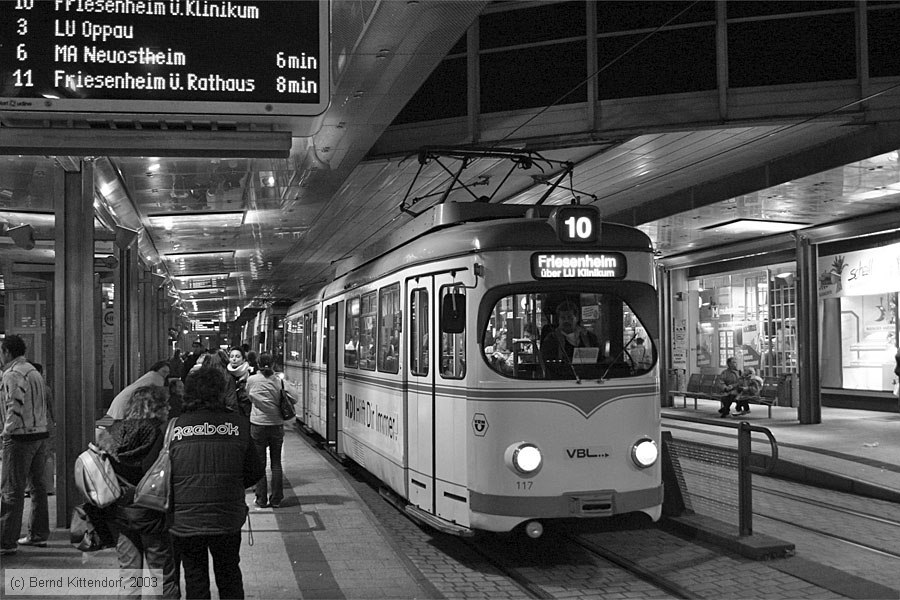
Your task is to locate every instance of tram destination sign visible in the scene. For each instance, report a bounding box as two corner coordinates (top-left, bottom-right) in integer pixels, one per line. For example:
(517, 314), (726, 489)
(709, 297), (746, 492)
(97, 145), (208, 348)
(531, 252), (627, 280)
(0, 1), (328, 118)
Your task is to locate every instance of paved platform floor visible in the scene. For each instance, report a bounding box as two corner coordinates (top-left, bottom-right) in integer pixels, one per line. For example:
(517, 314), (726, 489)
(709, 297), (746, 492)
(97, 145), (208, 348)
(2, 402), (899, 599)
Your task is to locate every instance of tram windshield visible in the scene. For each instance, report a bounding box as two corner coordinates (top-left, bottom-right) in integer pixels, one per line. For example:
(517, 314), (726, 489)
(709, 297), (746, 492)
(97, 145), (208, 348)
(483, 291), (655, 380)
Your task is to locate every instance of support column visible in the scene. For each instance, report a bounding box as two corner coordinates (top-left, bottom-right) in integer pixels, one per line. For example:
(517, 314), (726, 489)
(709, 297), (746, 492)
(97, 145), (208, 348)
(796, 234), (821, 424)
(54, 159), (98, 526)
(657, 264), (672, 407)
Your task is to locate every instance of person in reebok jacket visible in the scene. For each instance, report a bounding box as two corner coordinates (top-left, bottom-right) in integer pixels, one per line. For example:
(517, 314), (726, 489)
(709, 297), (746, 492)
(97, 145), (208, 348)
(170, 365), (263, 599)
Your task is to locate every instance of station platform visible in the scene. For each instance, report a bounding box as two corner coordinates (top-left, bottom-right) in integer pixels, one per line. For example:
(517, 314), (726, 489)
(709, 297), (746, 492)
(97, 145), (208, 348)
(662, 397), (900, 502)
(0, 424), (434, 600)
(2, 401), (899, 599)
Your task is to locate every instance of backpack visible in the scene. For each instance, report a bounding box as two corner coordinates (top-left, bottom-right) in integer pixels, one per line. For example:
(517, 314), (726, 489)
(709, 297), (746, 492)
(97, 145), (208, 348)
(74, 442), (123, 508)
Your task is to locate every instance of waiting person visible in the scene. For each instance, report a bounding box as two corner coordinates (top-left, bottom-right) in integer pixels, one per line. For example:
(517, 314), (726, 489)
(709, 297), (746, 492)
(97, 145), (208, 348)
(632, 338), (652, 371)
(167, 378), (185, 419)
(170, 365), (263, 599)
(181, 341), (205, 382)
(100, 386), (179, 599)
(540, 300), (599, 363)
(246, 351), (259, 377)
(245, 353), (294, 509)
(106, 361), (170, 420)
(168, 349), (185, 381)
(717, 357), (742, 418)
(733, 367), (763, 417)
(0, 335), (51, 555)
(227, 347), (252, 414)
(894, 348), (900, 404)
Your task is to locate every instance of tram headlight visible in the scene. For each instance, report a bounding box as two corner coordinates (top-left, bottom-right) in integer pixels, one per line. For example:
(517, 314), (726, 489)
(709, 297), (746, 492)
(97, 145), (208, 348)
(631, 438), (658, 468)
(504, 442), (543, 476)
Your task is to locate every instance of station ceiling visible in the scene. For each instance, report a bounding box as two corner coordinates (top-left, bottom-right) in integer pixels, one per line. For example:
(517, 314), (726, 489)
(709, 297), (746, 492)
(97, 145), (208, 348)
(1, 1), (900, 325)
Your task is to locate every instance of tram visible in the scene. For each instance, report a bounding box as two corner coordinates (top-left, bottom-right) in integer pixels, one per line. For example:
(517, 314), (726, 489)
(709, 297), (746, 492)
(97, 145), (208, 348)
(283, 202), (662, 536)
(243, 301), (289, 368)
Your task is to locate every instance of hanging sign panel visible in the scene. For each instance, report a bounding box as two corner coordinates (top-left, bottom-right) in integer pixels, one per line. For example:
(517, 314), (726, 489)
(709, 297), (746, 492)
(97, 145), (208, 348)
(0, 1), (328, 118)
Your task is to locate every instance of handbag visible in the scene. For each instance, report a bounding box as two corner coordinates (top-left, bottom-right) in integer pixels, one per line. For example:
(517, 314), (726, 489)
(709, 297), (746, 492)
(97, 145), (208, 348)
(279, 380), (296, 421)
(70, 503), (116, 552)
(132, 418), (176, 512)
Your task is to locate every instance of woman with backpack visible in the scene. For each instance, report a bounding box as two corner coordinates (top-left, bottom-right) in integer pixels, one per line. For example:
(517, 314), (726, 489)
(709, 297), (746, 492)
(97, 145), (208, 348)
(100, 386), (179, 599)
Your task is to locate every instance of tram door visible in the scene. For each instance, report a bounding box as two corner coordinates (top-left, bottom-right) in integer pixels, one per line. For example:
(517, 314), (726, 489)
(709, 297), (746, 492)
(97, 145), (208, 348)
(325, 302), (339, 448)
(406, 272), (465, 519)
(406, 278), (433, 512)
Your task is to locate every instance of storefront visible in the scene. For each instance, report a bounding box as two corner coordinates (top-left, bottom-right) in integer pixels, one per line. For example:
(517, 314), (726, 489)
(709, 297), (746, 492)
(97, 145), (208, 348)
(663, 227), (900, 414)
(668, 257), (799, 406)
(817, 238), (900, 407)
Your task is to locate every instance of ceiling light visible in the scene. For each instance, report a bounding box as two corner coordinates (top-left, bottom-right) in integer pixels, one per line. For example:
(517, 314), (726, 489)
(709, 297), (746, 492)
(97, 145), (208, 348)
(165, 251), (235, 262)
(847, 182), (900, 201)
(701, 218), (808, 235)
(175, 273), (230, 280)
(147, 211), (244, 230)
(0, 210), (54, 227)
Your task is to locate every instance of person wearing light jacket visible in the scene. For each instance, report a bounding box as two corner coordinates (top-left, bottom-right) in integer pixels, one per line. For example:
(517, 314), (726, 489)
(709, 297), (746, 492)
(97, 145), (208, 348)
(0, 335), (51, 555)
(169, 365), (263, 599)
(245, 353), (293, 509)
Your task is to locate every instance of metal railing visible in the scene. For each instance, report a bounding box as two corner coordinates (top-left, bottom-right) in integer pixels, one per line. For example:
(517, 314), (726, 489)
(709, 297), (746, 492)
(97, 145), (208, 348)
(663, 416), (778, 537)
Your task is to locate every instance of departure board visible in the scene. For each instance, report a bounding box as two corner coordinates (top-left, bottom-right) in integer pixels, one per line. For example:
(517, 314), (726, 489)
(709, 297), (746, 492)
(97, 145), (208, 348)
(0, 1), (328, 118)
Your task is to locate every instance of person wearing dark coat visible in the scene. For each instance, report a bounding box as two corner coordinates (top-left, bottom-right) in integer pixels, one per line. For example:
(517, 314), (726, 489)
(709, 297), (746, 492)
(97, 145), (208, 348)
(181, 341), (205, 382)
(170, 365), (263, 599)
(100, 386), (179, 599)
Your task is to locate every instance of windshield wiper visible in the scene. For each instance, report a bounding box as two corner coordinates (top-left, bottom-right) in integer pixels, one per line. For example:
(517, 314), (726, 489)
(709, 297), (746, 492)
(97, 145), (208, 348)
(600, 331), (638, 382)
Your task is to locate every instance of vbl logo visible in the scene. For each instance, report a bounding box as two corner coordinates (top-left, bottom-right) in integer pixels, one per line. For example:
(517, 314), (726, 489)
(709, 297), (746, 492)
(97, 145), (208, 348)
(566, 448), (609, 459)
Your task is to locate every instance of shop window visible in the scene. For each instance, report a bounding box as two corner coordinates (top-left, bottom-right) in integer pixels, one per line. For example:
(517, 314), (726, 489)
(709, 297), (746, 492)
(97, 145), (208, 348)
(819, 244), (900, 393)
(690, 267), (797, 377)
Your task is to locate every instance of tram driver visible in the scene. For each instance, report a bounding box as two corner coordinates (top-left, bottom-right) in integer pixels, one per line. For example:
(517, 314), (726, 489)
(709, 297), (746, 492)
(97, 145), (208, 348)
(540, 300), (600, 377)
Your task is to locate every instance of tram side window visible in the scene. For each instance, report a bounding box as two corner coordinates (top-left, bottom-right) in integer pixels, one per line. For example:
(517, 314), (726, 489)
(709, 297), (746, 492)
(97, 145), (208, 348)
(286, 316), (303, 362)
(440, 286), (466, 379)
(410, 288), (429, 376)
(483, 291), (654, 380)
(378, 284), (401, 373)
(345, 296), (360, 368)
(359, 291), (377, 370)
(309, 311), (318, 363)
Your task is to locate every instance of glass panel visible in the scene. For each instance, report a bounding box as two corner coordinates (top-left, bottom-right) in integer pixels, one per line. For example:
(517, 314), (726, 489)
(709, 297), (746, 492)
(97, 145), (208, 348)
(359, 291), (377, 371)
(310, 311), (318, 363)
(377, 284), (401, 373)
(440, 286), (466, 379)
(410, 288), (429, 377)
(285, 316), (303, 362)
(483, 290), (653, 380)
(344, 297), (360, 368)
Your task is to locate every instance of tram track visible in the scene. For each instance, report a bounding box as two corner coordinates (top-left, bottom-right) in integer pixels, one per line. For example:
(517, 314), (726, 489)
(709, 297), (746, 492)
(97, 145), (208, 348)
(453, 527), (694, 600)
(752, 482), (900, 560)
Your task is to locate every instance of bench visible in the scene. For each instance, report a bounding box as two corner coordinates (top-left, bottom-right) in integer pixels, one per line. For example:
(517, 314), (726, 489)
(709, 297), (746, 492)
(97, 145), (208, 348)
(669, 373), (723, 409)
(669, 373), (785, 418)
